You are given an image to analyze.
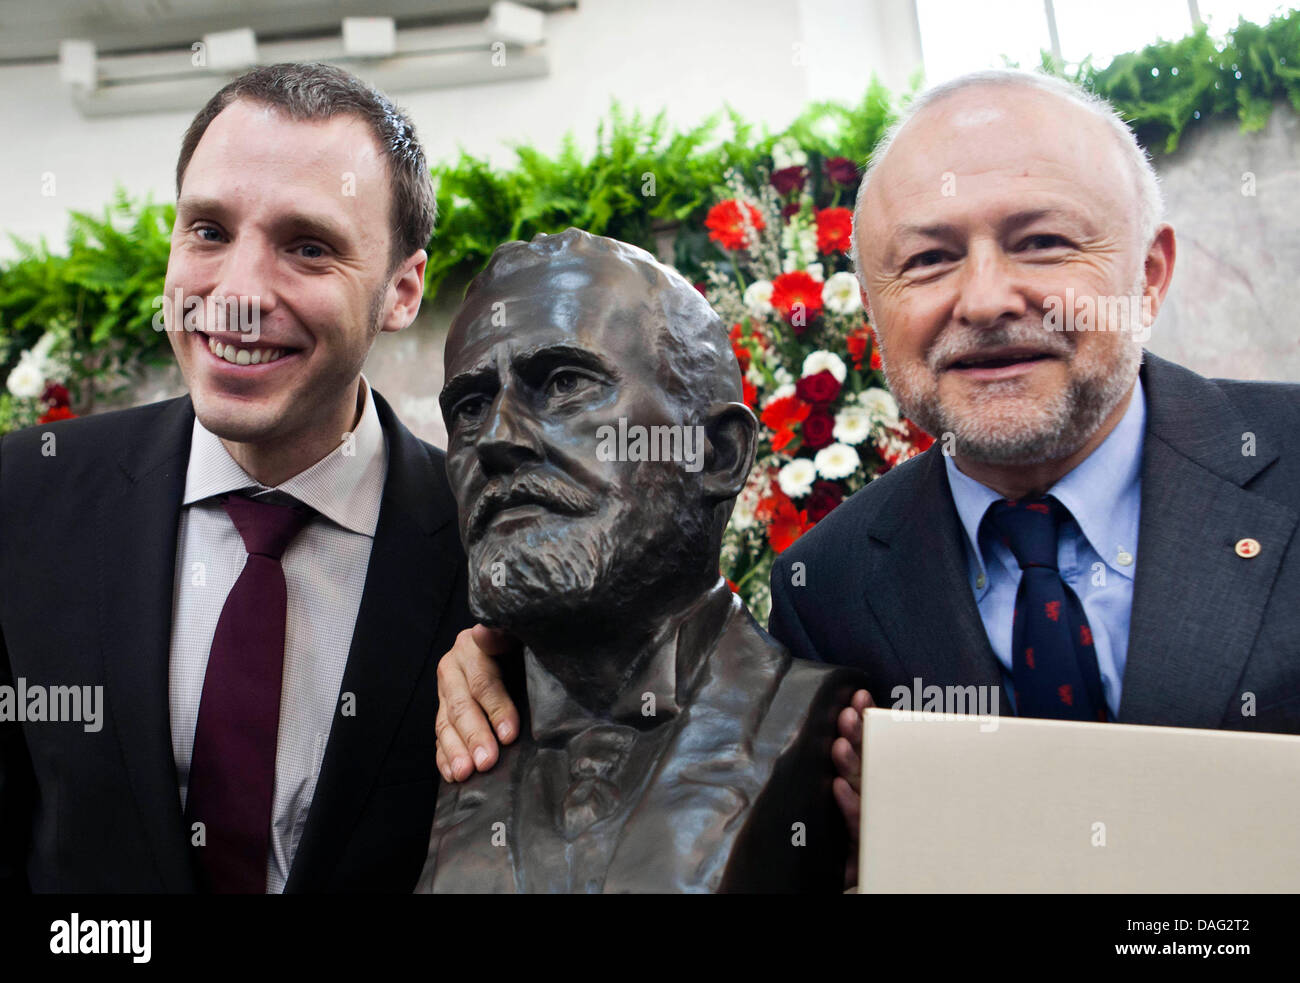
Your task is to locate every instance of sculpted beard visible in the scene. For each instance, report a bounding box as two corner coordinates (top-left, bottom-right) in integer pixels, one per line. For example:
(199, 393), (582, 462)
(879, 273), (1145, 465)
(466, 462), (713, 634)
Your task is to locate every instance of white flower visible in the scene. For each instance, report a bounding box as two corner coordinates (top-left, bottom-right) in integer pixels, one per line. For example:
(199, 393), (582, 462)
(778, 458), (817, 498)
(762, 382), (796, 407)
(731, 492), (757, 530)
(805, 262), (824, 282)
(833, 406), (872, 445)
(814, 442), (861, 480)
(772, 367), (794, 388)
(822, 272), (862, 315)
(802, 350), (847, 383)
(780, 224), (819, 270)
(858, 387), (900, 426)
(5, 355), (45, 399)
(31, 331), (58, 361)
(745, 362), (766, 387)
(743, 279), (774, 316)
(772, 139), (809, 171)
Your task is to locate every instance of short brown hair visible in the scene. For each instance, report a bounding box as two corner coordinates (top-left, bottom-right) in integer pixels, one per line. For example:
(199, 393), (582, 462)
(176, 62), (436, 277)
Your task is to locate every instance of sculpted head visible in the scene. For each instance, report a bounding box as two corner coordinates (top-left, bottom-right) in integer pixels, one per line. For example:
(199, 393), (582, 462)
(852, 70), (1176, 466)
(441, 229), (757, 642)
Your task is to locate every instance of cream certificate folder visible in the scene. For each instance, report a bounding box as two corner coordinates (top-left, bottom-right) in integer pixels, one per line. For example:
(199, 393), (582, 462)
(859, 707), (1300, 892)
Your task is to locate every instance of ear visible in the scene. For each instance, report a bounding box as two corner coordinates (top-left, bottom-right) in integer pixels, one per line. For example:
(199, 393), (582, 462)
(1141, 224), (1176, 324)
(382, 248), (428, 333)
(702, 401), (758, 503)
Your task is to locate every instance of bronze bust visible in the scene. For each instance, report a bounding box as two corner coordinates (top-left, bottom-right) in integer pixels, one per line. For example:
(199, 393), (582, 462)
(417, 228), (862, 893)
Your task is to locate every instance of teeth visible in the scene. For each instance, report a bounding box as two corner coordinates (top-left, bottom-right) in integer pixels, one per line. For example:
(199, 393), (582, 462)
(205, 335), (285, 365)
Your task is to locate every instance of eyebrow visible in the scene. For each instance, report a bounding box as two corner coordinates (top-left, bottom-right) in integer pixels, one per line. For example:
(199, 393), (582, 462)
(175, 195), (354, 248)
(440, 341), (620, 416)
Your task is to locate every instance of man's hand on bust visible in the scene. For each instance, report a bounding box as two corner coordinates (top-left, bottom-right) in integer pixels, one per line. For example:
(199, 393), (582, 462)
(434, 625), (522, 782)
(832, 688), (874, 888)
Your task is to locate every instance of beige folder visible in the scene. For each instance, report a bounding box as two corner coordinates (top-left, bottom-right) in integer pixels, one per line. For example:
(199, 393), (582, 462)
(859, 707), (1300, 892)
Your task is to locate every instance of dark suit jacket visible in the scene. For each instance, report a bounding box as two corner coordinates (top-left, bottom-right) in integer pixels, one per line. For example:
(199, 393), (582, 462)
(421, 592), (860, 893)
(0, 390), (473, 892)
(769, 353), (1300, 733)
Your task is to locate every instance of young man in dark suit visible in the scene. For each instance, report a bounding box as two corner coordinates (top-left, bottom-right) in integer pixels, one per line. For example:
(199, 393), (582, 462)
(0, 63), (474, 892)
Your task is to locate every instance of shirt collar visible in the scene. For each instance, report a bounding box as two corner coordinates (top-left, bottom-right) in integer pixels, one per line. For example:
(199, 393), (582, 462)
(182, 375), (388, 536)
(944, 375), (1146, 580)
(526, 578), (736, 744)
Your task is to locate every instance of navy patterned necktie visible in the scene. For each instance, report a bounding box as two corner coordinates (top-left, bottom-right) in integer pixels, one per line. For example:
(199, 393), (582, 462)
(984, 496), (1108, 722)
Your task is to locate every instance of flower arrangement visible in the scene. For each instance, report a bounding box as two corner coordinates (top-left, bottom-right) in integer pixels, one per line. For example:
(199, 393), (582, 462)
(702, 139), (933, 620)
(1, 328), (78, 430)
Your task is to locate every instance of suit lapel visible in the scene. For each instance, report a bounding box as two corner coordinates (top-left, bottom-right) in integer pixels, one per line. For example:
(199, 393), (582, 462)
(285, 391), (462, 891)
(858, 449), (1012, 714)
(1120, 354), (1297, 726)
(98, 396), (197, 892)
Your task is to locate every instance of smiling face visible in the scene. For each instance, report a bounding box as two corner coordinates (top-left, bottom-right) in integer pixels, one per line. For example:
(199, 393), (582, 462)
(441, 250), (717, 636)
(857, 85), (1154, 465)
(165, 98), (419, 451)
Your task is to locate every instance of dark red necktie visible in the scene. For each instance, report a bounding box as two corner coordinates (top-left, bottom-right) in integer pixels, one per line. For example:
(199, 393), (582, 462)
(185, 492), (315, 893)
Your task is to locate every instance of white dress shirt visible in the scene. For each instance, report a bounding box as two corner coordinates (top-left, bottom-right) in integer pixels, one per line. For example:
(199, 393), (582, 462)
(168, 378), (388, 892)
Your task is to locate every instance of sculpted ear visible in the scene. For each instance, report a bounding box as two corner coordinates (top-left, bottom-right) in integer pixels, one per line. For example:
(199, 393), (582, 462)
(702, 401), (758, 502)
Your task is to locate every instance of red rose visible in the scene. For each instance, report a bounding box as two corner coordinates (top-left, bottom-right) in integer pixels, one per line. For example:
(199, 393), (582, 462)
(781, 201), (801, 220)
(824, 156), (859, 187)
(770, 271), (824, 332)
(801, 408), (835, 450)
(771, 166), (807, 197)
(705, 199), (765, 250)
(816, 207), (853, 254)
(806, 480), (844, 522)
(795, 369), (841, 405)
(37, 406), (76, 424)
(41, 382), (71, 407)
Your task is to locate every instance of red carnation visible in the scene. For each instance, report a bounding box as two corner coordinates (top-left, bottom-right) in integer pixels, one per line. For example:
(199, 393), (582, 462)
(801, 408), (835, 450)
(742, 377), (757, 409)
(705, 199), (765, 251)
(846, 325), (871, 370)
(760, 394), (811, 432)
(870, 348), (883, 371)
(816, 207), (853, 254)
(770, 271), (824, 333)
(824, 156), (859, 187)
(766, 497), (811, 554)
(771, 166), (807, 197)
(806, 480), (844, 522)
(795, 369), (841, 405)
(37, 406), (76, 424)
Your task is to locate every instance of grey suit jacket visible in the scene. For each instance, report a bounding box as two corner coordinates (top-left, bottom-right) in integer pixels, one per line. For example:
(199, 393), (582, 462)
(769, 352), (1300, 733)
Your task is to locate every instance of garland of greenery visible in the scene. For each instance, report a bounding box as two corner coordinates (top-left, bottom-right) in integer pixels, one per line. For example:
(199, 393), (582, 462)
(2, 9), (1297, 431)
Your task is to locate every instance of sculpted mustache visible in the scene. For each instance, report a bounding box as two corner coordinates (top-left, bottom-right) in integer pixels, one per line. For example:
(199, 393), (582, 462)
(468, 473), (600, 533)
(928, 325), (1073, 370)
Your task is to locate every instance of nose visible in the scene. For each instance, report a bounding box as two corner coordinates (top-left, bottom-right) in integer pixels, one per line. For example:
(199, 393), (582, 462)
(952, 241), (1027, 329)
(208, 235), (277, 331)
(476, 388), (544, 475)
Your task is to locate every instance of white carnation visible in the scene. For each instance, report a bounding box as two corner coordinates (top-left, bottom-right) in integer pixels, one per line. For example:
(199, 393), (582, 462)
(802, 350), (847, 383)
(814, 442), (861, 480)
(777, 458), (817, 498)
(5, 355), (45, 399)
(833, 406), (872, 445)
(858, 387), (900, 426)
(822, 271), (862, 315)
(743, 279), (774, 316)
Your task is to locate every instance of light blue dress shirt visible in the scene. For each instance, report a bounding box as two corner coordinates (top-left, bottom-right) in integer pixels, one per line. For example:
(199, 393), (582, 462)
(943, 378), (1146, 719)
